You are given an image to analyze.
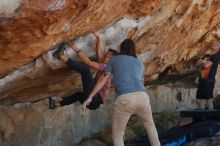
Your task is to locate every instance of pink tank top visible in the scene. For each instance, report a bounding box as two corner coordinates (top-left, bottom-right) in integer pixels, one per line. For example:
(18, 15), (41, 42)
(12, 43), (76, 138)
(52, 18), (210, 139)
(94, 63), (111, 101)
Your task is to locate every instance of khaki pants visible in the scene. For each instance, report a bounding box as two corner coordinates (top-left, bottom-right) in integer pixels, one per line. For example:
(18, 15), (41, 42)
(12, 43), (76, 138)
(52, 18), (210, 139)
(112, 91), (161, 146)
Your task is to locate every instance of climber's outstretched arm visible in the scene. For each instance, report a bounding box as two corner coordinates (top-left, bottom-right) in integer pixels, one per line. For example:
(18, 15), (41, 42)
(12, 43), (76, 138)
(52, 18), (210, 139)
(93, 32), (104, 62)
(83, 74), (110, 110)
(70, 43), (102, 71)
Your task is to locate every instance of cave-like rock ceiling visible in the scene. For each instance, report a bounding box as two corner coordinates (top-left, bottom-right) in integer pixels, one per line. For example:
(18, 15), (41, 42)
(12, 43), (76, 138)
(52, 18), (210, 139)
(0, 0), (219, 104)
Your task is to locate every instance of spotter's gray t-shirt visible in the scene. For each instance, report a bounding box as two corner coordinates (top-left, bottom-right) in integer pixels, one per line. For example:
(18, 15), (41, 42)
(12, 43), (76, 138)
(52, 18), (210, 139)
(105, 55), (145, 96)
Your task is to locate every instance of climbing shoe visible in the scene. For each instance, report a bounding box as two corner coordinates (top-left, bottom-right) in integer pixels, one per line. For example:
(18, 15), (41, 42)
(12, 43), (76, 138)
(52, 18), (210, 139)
(53, 43), (66, 59)
(49, 97), (56, 110)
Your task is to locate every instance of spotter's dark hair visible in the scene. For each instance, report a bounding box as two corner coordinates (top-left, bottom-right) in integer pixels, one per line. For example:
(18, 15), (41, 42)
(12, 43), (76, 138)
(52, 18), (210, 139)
(120, 39), (137, 58)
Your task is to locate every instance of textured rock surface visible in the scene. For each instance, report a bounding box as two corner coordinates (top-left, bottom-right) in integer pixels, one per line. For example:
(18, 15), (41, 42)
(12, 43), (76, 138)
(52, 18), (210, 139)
(0, 99), (113, 146)
(0, 0), (159, 78)
(0, 18), (140, 103)
(134, 0), (220, 80)
(0, 0), (220, 103)
(0, 83), (204, 146)
(148, 84), (197, 112)
(0, 0), (220, 146)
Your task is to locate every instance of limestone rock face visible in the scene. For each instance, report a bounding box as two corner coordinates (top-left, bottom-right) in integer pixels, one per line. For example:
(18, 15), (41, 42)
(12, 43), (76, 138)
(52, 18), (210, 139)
(0, 99), (113, 146)
(0, 0), (159, 78)
(0, 0), (220, 145)
(0, 0), (220, 104)
(0, 83), (201, 146)
(135, 0), (220, 80)
(148, 84), (197, 112)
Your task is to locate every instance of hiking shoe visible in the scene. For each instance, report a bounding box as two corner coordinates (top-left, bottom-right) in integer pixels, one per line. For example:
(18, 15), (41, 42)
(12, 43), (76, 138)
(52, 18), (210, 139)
(53, 43), (66, 59)
(49, 97), (56, 110)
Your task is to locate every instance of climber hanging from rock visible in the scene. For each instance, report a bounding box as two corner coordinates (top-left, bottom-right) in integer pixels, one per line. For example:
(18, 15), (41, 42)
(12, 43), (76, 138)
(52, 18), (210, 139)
(49, 32), (118, 110)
